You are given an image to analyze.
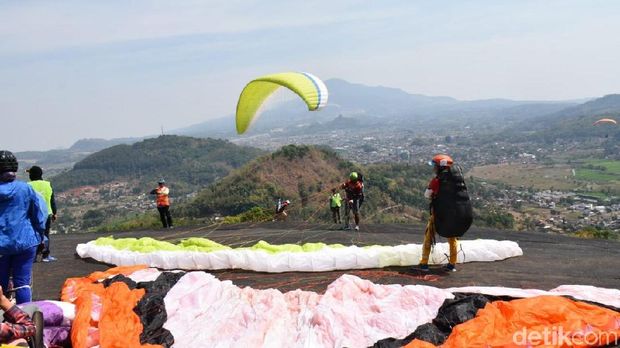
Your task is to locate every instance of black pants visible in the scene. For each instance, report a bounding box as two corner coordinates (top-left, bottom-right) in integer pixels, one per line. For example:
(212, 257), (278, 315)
(157, 206), (173, 228)
(344, 198), (362, 225)
(37, 216), (52, 258)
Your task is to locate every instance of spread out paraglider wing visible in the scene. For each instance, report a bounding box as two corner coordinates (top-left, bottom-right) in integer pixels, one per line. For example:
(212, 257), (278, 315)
(235, 72), (329, 134)
(593, 118), (617, 126)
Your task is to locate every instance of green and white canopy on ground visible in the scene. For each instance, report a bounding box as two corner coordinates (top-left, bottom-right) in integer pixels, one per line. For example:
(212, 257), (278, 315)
(76, 237), (522, 272)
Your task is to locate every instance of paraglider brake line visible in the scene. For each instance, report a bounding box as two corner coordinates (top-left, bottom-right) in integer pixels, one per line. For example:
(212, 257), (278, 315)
(160, 221), (225, 242)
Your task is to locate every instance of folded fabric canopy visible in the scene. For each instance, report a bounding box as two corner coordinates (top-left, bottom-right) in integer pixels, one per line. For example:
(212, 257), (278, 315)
(62, 267), (620, 348)
(76, 237), (523, 272)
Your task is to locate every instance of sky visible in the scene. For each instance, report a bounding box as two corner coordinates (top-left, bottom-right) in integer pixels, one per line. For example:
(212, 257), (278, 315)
(1, 0), (619, 151)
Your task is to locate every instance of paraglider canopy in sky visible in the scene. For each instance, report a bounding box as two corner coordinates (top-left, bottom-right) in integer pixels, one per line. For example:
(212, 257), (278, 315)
(593, 118), (617, 126)
(235, 72), (329, 134)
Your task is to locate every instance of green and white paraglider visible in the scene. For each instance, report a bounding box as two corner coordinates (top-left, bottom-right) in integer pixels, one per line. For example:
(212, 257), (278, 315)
(235, 72), (328, 134)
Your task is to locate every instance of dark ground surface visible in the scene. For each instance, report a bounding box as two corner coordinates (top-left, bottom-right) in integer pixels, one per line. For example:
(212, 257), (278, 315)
(32, 222), (620, 300)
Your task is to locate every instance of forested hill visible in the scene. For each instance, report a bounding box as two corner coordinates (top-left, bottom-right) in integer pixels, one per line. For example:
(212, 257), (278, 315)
(502, 94), (620, 144)
(52, 135), (264, 194)
(183, 145), (361, 218)
(179, 144), (513, 228)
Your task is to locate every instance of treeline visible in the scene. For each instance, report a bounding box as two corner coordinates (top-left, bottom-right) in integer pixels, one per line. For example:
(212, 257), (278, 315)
(52, 135), (264, 194)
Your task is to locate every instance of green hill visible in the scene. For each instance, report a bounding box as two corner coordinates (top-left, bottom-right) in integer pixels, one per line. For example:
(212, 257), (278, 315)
(178, 144), (513, 228)
(182, 145), (364, 219)
(52, 135), (264, 195)
(502, 95), (620, 144)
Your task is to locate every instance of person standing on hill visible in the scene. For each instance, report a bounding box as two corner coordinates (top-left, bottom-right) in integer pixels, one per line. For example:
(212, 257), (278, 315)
(419, 154), (458, 272)
(26, 166), (57, 262)
(339, 172), (364, 231)
(150, 179), (173, 229)
(0, 151), (47, 304)
(273, 198), (290, 221)
(329, 188), (342, 224)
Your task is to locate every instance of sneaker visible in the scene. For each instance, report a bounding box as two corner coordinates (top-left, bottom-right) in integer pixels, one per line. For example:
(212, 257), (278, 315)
(42, 256), (57, 262)
(417, 264), (430, 272)
(354, 225), (360, 231)
(444, 263), (456, 272)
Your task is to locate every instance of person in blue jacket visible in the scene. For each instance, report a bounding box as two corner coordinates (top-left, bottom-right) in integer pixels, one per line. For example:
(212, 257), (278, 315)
(0, 151), (47, 304)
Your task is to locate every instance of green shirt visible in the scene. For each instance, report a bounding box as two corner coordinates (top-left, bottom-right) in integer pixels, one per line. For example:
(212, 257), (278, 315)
(330, 193), (342, 208)
(29, 180), (53, 215)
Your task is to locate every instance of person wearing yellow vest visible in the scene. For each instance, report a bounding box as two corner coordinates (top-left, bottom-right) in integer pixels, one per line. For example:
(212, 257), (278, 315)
(329, 188), (342, 224)
(26, 166), (57, 263)
(150, 179), (173, 228)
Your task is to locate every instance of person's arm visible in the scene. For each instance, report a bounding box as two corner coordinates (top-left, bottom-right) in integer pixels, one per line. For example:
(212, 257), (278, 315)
(424, 178), (440, 199)
(50, 188), (57, 220)
(0, 287), (35, 342)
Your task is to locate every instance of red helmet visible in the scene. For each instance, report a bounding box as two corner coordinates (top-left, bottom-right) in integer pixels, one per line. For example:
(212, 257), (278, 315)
(430, 154), (453, 168)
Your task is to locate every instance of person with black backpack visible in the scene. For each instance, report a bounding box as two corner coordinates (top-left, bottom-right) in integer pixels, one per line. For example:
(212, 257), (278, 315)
(418, 154), (473, 272)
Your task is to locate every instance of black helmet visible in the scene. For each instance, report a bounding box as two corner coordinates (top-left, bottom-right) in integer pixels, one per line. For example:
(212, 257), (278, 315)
(26, 165), (43, 180)
(0, 151), (18, 173)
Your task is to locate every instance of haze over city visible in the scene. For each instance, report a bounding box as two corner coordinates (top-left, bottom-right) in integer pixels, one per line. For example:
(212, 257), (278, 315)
(2, 0), (620, 151)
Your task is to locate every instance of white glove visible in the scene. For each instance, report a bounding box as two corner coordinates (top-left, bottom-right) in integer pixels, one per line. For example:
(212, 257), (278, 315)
(424, 188), (433, 199)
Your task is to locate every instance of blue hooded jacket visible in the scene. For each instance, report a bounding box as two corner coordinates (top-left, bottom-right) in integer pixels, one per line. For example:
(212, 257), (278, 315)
(0, 179), (47, 255)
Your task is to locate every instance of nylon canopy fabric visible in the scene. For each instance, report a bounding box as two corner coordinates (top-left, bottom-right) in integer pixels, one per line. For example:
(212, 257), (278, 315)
(593, 118), (617, 125)
(405, 296), (620, 347)
(163, 272), (452, 348)
(446, 285), (620, 309)
(236, 72), (328, 134)
(372, 293), (513, 347)
(64, 268), (454, 347)
(76, 237), (523, 272)
(60, 265), (157, 348)
(62, 267), (620, 348)
(20, 300), (74, 348)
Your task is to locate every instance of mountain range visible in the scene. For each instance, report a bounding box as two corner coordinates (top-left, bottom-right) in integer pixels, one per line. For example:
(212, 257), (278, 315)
(14, 78), (619, 169)
(173, 78), (588, 137)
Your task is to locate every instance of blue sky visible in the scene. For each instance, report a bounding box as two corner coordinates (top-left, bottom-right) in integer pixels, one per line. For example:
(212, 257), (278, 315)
(1, 0), (619, 151)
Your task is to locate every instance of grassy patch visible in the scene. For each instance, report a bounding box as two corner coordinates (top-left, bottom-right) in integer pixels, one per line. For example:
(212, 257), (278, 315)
(96, 213), (160, 232)
(574, 227), (618, 240)
(222, 207), (273, 224)
(469, 160), (619, 196)
(468, 163), (576, 190)
(574, 159), (620, 183)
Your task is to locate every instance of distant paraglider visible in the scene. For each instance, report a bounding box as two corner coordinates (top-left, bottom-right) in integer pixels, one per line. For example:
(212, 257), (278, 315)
(593, 118), (617, 138)
(593, 118), (617, 126)
(235, 72), (328, 134)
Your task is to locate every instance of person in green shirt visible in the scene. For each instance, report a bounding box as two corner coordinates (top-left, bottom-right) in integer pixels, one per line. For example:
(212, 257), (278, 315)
(329, 188), (342, 224)
(26, 166), (57, 262)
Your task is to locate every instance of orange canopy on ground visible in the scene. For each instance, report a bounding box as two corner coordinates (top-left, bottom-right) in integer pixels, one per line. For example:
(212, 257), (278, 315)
(61, 265), (159, 348)
(406, 295), (620, 348)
